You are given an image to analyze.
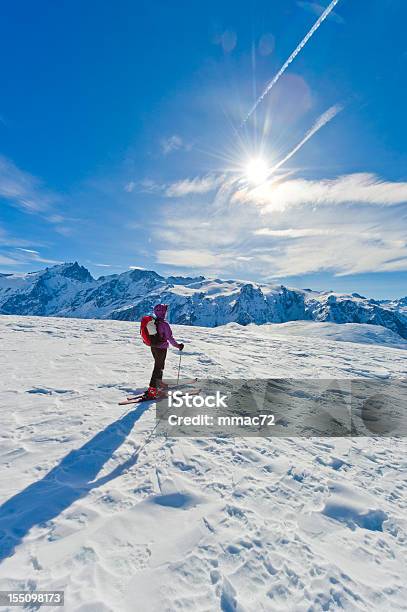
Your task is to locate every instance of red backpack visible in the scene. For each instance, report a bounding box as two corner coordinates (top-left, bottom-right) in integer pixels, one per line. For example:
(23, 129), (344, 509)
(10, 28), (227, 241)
(140, 315), (162, 346)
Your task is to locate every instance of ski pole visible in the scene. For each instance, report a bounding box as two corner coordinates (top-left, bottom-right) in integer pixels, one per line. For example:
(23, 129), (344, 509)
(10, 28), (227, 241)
(176, 351), (182, 386)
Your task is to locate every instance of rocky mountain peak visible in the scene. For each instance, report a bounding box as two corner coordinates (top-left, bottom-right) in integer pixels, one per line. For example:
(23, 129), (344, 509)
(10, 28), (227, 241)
(58, 262), (94, 283)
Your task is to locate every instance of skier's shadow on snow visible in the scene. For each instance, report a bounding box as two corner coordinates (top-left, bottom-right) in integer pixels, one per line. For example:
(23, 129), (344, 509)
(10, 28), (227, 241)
(0, 402), (151, 563)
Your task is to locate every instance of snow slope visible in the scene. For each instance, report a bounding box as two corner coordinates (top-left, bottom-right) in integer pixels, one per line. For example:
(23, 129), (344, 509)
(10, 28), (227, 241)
(245, 321), (407, 350)
(0, 315), (406, 611)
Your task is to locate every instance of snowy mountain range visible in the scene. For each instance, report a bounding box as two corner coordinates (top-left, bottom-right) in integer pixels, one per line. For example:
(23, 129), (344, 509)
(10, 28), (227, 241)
(1, 261), (407, 339)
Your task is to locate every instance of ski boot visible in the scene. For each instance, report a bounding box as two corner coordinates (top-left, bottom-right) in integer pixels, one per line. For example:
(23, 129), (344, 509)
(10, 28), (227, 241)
(142, 386), (158, 400)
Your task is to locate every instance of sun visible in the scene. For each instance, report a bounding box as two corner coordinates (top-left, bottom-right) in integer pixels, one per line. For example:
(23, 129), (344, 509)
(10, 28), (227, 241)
(245, 157), (269, 185)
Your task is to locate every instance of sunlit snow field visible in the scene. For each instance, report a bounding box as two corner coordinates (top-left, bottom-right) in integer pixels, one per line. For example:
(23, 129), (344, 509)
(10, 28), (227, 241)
(0, 315), (406, 611)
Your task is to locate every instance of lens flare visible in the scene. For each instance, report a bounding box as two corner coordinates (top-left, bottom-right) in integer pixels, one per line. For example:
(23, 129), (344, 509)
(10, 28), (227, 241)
(245, 157), (269, 185)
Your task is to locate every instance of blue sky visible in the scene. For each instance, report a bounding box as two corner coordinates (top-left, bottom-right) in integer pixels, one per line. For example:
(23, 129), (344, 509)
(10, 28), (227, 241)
(0, 0), (406, 299)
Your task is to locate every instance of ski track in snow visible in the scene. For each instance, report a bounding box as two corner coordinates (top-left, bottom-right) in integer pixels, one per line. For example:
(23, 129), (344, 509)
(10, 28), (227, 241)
(0, 315), (406, 611)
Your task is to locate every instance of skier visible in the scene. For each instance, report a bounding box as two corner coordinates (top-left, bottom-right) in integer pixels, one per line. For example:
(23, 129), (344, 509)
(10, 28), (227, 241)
(142, 303), (184, 399)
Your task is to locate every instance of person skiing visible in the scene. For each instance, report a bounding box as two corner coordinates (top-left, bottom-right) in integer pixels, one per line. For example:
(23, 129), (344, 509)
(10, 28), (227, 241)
(143, 303), (184, 399)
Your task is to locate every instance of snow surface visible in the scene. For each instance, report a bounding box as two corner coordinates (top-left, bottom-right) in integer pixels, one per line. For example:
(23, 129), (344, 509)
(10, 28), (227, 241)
(244, 321), (407, 350)
(0, 315), (406, 611)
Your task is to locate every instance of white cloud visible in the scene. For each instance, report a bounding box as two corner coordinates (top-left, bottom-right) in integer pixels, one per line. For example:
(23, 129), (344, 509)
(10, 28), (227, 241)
(19, 250), (62, 265)
(124, 181), (136, 193)
(47, 214), (65, 223)
(54, 225), (73, 237)
(153, 171), (407, 278)
(127, 174), (221, 200)
(0, 242), (62, 267)
(161, 135), (188, 155)
(265, 232), (407, 277)
(165, 174), (222, 198)
(16, 248), (40, 254)
(137, 179), (162, 194)
(236, 173), (407, 211)
(254, 227), (334, 238)
(156, 249), (219, 267)
(0, 155), (59, 212)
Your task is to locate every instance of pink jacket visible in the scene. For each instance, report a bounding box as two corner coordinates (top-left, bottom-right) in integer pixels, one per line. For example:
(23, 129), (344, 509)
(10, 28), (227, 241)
(153, 304), (181, 349)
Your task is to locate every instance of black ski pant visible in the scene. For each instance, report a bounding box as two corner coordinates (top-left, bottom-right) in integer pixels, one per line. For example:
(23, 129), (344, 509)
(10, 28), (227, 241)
(149, 347), (167, 388)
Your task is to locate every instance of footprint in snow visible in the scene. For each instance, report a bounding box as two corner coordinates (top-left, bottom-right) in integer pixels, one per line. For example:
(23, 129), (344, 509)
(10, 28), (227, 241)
(149, 491), (201, 509)
(26, 388), (74, 395)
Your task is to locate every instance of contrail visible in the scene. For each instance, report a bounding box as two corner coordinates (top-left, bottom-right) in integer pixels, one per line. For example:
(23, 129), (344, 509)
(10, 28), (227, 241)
(269, 104), (343, 173)
(243, 0), (341, 124)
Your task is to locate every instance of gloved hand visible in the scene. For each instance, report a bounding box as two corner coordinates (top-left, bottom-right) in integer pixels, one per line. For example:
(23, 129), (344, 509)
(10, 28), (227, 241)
(178, 343), (184, 351)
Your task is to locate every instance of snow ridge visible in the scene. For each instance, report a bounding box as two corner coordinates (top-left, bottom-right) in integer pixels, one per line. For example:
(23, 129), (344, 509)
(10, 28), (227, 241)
(0, 262), (406, 339)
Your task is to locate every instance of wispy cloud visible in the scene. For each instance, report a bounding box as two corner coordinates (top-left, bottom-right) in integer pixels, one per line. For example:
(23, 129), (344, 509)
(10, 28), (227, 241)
(0, 226), (41, 249)
(165, 174), (222, 198)
(0, 155), (60, 212)
(153, 170), (407, 278)
(124, 181), (136, 193)
(161, 135), (190, 155)
(254, 227), (335, 238)
(262, 231), (407, 277)
(123, 174), (222, 199)
(236, 173), (407, 211)
(0, 240), (62, 268)
(53, 225), (73, 237)
(15, 248), (61, 265)
(0, 156), (73, 252)
(129, 178), (162, 195)
(16, 248), (40, 254)
(156, 249), (220, 267)
(0, 254), (19, 266)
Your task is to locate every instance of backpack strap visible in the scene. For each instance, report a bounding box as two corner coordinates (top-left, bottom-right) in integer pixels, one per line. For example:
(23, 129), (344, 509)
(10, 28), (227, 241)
(150, 317), (165, 346)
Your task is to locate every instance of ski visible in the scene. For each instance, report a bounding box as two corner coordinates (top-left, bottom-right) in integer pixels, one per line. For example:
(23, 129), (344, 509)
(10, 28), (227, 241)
(125, 378), (198, 401)
(118, 392), (167, 406)
(118, 389), (169, 406)
(119, 387), (202, 406)
(118, 395), (145, 406)
(125, 396), (149, 402)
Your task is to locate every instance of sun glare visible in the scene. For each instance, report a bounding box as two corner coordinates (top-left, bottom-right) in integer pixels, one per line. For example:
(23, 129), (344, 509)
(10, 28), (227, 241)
(245, 157), (269, 185)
